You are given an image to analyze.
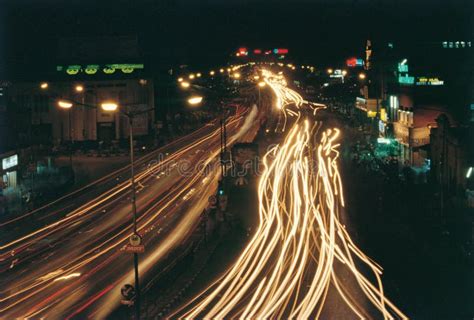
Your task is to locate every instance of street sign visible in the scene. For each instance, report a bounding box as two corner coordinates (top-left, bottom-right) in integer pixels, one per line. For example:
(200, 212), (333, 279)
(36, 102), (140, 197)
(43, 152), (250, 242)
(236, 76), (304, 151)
(121, 284), (135, 300)
(124, 244), (145, 253)
(129, 233), (142, 246)
(208, 195), (217, 208)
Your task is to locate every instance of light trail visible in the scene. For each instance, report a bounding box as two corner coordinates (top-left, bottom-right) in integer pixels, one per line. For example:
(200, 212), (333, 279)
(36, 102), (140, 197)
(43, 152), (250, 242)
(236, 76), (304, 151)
(172, 70), (407, 319)
(0, 106), (260, 318)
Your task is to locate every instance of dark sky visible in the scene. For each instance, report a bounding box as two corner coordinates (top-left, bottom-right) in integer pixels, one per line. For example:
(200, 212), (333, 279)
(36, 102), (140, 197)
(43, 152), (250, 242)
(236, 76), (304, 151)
(0, 0), (472, 78)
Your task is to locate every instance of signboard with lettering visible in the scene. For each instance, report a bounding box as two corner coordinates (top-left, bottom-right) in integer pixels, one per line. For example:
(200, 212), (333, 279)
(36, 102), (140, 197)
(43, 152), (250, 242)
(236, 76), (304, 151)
(2, 154), (18, 170)
(398, 75), (414, 85)
(415, 77), (444, 86)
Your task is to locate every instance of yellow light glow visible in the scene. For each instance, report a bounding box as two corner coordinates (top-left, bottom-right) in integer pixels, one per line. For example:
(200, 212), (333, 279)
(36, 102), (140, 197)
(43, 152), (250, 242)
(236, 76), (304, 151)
(220, 68), (224, 73)
(75, 85), (84, 92)
(189, 74), (195, 79)
(342, 70), (348, 76)
(258, 81), (266, 87)
(327, 68), (333, 74)
(187, 96), (203, 105)
(57, 100), (73, 109)
(210, 71), (215, 76)
(358, 73), (366, 80)
(178, 77), (184, 82)
(253, 75), (260, 80)
(172, 69), (407, 320)
(40, 82), (48, 89)
(181, 81), (190, 88)
(101, 102), (118, 111)
(233, 73), (241, 79)
(196, 73), (202, 78)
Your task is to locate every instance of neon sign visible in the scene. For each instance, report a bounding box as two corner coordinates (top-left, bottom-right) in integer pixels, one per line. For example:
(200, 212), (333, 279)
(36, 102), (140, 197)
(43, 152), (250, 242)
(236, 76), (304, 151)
(57, 63), (144, 75)
(416, 77), (444, 86)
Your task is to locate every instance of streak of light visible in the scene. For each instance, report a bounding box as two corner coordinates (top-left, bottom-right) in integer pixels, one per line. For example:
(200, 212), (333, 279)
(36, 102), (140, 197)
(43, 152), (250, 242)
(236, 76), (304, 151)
(172, 70), (407, 320)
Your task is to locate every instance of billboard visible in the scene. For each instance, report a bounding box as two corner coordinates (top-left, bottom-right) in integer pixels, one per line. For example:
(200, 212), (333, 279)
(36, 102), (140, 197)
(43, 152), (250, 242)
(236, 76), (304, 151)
(346, 58), (364, 67)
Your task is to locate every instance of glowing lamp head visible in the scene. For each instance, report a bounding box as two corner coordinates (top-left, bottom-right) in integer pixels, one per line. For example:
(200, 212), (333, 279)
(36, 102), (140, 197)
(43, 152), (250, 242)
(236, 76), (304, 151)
(358, 73), (366, 80)
(101, 102), (118, 112)
(196, 73), (202, 78)
(342, 70), (348, 76)
(177, 77), (184, 82)
(233, 73), (241, 79)
(181, 81), (190, 88)
(58, 100), (73, 109)
(327, 68), (333, 74)
(40, 82), (48, 89)
(258, 81), (266, 87)
(189, 74), (195, 79)
(210, 70), (215, 76)
(188, 96), (203, 105)
(75, 85), (84, 92)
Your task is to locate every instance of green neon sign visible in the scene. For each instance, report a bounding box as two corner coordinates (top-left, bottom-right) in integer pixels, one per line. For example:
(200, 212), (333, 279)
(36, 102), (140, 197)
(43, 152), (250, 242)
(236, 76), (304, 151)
(397, 63), (408, 73)
(398, 74), (414, 85)
(56, 63), (144, 75)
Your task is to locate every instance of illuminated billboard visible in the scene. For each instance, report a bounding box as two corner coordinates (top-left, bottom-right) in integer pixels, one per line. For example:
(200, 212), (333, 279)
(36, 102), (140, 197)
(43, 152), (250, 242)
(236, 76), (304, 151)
(57, 63), (144, 75)
(415, 77), (444, 86)
(346, 58), (364, 67)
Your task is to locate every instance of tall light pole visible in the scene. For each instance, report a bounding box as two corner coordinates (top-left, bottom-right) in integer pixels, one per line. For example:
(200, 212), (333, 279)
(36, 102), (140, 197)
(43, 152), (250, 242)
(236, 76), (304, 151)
(100, 101), (154, 320)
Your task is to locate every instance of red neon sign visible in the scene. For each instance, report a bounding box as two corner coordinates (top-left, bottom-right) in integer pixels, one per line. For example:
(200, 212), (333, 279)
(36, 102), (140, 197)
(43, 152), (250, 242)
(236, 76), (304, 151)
(254, 49), (262, 54)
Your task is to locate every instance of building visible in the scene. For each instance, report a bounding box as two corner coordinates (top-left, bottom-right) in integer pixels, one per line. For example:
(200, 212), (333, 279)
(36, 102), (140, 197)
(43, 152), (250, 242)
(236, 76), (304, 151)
(430, 114), (474, 198)
(8, 78), (155, 145)
(5, 36), (156, 147)
(393, 106), (455, 167)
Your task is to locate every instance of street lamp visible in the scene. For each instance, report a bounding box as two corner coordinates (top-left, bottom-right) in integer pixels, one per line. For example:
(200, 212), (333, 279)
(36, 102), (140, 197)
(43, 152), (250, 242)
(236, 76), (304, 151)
(180, 81), (190, 89)
(358, 73), (366, 80)
(75, 85), (84, 93)
(57, 100), (73, 109)
(177, 77), (184, 82)
(342, 70), (348, 76)
(219, 68), (224, 73)
(258, 81), (266, 87)
(187, 96), (203, 105)
(233, 73), (241, 79)
(209, 70), (215, 76)
(327, 68), (333, 74)
(100, 102), (119, 111)
(98, 101), (150, 320)
(40, 82), (49, 89)
(189, 74), (195, 79)
(196, 72), (202, 78)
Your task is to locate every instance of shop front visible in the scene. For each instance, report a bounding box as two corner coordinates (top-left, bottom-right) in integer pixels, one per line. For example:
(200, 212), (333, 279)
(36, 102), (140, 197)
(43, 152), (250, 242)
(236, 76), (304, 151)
(1, 153), (19, 190)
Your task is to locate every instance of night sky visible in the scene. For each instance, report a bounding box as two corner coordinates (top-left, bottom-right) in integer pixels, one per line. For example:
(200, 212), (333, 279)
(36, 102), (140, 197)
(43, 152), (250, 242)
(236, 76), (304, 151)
(0, 0), (472, 78)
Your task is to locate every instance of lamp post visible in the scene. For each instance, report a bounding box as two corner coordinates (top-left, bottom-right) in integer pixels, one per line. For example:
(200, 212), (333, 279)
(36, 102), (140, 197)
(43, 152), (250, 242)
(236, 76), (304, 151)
(99, 101), (153, 320)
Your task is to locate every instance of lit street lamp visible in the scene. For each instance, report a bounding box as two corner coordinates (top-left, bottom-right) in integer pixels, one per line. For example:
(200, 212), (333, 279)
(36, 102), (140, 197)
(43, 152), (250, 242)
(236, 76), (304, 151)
(327, 68), (333, 74)
(75, 85), (84, 93)
(187, 96), (203, 105)
(180, 81), (190, 89)
(358, 73), (366, 80)
(40, 82), (49, 89)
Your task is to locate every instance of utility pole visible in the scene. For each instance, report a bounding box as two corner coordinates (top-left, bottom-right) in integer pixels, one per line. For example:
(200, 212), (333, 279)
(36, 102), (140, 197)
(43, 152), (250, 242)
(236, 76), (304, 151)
(128, 115), (140, 320)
